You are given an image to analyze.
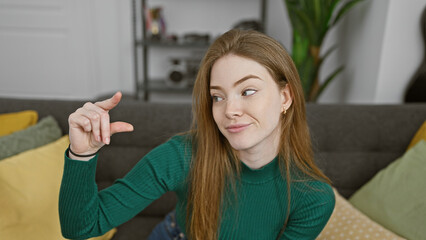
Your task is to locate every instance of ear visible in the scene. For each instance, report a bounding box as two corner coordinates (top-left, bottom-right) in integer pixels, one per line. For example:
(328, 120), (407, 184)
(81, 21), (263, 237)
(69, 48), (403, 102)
(280, 84), (293, 113)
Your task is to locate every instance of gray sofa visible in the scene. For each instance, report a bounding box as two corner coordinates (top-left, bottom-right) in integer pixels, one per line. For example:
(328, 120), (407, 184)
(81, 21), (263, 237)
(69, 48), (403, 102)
(1, 96), (425, 240)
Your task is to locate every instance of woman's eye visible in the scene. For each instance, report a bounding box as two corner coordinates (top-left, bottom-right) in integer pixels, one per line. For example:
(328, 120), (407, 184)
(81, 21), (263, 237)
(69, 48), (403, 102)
(242, 89), (256, 96)
(211, 95), (224, 102)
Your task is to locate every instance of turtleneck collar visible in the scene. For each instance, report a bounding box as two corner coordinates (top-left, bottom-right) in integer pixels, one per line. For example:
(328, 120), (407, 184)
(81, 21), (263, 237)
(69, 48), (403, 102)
(240, 156), (281, 184)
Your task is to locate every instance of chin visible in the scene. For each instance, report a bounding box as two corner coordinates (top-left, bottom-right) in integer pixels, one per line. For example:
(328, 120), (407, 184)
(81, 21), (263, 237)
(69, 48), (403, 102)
(226, 137), (253, 151)
(221, 130), (256, 151)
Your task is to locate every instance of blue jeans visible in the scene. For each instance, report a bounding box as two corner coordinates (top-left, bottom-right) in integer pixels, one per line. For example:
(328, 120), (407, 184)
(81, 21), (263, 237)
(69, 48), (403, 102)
(147, 210), (187, 240)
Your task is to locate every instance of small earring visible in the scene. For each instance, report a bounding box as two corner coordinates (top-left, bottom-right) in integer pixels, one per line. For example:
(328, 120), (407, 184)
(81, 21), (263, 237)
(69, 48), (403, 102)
(283, 108), (287, 115)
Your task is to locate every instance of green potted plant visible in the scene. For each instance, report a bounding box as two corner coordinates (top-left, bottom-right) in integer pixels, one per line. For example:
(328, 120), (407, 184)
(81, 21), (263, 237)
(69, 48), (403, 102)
(285, 0), (364, 101)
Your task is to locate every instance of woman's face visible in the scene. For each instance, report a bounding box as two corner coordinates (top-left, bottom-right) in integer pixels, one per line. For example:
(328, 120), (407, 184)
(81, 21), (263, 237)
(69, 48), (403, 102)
(210, 54), (292, 160)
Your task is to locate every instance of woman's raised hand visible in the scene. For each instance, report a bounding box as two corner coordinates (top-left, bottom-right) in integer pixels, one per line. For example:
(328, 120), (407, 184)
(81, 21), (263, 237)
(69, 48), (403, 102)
(68, 92), (134, 159)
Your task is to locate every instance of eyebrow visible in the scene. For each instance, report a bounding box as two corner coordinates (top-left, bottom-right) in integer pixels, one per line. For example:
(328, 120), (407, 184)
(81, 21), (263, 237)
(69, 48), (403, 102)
(210, 74), (263, 90)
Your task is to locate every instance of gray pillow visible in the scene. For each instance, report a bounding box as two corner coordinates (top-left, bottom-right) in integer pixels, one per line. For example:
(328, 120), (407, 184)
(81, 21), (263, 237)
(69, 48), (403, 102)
(0, 116), (62, 160)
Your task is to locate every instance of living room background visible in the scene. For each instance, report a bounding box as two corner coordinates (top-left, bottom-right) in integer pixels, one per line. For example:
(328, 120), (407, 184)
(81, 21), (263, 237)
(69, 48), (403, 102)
(0, 0), (424, 103)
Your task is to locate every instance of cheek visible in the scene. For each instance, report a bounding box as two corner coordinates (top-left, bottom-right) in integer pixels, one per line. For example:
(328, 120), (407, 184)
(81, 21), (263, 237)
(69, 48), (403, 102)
(261, 108), (281, 126)
(254, 93), (281, 112)
(256, 98), (282, 126)
(212, 106), (221, 127)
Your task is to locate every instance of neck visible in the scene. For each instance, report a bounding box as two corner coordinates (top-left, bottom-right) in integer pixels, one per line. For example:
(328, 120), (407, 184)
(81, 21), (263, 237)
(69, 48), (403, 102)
(238, 130), (281, 170)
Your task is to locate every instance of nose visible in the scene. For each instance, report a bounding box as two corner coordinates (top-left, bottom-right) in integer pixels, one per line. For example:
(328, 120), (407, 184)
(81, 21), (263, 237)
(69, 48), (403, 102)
(225, 98), (243, 119)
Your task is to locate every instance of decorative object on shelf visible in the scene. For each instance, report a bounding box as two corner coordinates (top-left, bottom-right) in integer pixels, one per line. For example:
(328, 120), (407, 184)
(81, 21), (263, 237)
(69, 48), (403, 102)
(166, 59), (188, 89)
(183, 33), (210, 44)
(185, 57), (202, 87)
(145, 7), (166, 40)
(167, 34), (179, 43)
(166, 57), (202, 88)
(405, 5), (426, 102)
(285, 0), (364, 102)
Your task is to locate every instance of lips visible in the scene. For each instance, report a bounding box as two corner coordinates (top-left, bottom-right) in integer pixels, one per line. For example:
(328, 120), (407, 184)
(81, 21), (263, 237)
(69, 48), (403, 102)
(225, 123), (251, 133)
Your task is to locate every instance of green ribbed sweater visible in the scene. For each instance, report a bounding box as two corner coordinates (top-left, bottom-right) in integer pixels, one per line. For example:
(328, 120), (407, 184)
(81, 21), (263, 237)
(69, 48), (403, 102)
(59, 135), (335, 240)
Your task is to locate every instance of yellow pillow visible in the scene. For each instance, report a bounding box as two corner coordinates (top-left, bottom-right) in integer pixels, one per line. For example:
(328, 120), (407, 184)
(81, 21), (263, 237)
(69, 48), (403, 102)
(317, 188), (405, 240)
(0, 110), (38, 137)
(407, 121), (426, 150)
(0, 135), (116, 240)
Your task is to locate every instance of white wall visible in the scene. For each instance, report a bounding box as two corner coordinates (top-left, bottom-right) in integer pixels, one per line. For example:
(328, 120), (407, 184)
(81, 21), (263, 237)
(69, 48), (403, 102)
(318, 0), (391, 103)
(265, 0), (291, 50)
(375, 0), (425, 103)
(91, 0), (134, 97)
(317, 0), (426, 104)
(0, 0), (133, 100)
(0, 0), (425, 103)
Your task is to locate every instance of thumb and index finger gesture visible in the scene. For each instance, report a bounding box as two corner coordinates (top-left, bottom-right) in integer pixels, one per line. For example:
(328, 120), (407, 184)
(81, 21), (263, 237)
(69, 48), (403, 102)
(95, 91), (122, 111)
(68, 91), (134, 156)
(94, 91), (134, 142)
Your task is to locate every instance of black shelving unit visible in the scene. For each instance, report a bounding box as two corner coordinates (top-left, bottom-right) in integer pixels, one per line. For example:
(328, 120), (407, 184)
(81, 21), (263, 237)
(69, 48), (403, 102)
(132, 0), (267, 101)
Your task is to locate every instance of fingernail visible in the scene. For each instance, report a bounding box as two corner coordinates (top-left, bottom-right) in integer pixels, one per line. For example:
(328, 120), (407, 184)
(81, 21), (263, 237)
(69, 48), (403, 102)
(106, 137), (110, 145)
(97, 136), (101, 142)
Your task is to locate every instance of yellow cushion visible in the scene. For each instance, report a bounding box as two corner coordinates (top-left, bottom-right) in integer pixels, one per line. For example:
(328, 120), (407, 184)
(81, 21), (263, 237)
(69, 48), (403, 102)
(317, 188), (405, 240)
(0, 135), (116, 240)
(0, 110), (38, 137)
(407, 121), (426, 150)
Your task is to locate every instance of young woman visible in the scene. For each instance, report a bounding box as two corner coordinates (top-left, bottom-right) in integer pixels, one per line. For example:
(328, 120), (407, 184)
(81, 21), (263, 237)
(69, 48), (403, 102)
(59, 29), (335, 240)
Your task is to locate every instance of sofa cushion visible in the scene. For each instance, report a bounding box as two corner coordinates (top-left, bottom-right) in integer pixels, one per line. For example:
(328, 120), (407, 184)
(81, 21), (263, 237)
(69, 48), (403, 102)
(317, 188), (404, 239)
(0, 116), (62, 160)
(407, 121), (426, 150)
(0, 110), (38, 137)
(349, 140), (426, 240)
(0, 135), (116, 240)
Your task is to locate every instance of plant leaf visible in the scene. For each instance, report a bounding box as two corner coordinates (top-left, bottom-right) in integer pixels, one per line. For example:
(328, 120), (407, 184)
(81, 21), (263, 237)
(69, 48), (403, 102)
(327, 0), (341, 24)
(301, 56), (317, 99)
(318, 44), (338, 68)
(313, 0), (321, 27)
(292, 30), (310, 66)
(293, 52), (316, 99)
(320, 0), (340, 40)
(316, 65), (344, 101)
(294, 9), (316, 42)
(332, 0), (364, 26)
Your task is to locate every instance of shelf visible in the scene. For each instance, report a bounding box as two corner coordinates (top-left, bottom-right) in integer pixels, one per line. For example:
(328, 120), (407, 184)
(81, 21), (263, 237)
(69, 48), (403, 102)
(140, 79), (193, 94)
(132, 0), (267, 101)
(136, 39), (211, 49)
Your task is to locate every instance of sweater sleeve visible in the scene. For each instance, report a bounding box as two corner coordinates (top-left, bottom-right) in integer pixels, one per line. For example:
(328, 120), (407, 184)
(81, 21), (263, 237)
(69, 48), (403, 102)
(281, 181), (335, 240)
(59, 136), (190, 239)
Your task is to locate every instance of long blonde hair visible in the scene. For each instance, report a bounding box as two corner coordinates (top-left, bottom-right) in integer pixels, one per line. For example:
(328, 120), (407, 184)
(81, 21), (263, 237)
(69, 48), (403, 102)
(186, 29), (331, 240)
